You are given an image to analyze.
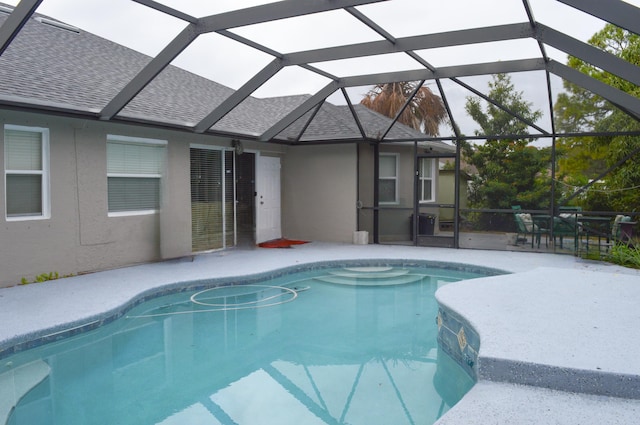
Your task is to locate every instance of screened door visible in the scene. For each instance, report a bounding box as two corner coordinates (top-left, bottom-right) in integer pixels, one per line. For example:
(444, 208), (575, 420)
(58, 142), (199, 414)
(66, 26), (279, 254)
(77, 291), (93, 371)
(415, 154), (457, 248)
(190, 148), (235, 251)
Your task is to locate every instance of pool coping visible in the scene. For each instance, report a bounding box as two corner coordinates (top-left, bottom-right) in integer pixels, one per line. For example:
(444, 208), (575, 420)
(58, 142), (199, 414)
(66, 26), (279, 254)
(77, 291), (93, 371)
(1, 243), (640, 424)
(434, 265), (640, 424)
(435, 267), (640, 398)
(0, 258), (504, 359)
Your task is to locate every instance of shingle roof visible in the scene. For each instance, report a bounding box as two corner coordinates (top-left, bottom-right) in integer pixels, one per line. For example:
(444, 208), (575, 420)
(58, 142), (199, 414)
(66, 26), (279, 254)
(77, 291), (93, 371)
(0, 9), (238, 125)
(257, 96), (454, 151)
(0, 5), (451, 149)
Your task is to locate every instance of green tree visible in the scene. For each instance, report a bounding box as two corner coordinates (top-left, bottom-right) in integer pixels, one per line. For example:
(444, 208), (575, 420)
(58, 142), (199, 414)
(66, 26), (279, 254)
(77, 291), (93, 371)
(462, 74), (550, 219)
(360, 81), (448, 135)
(554, 24), (640, 211)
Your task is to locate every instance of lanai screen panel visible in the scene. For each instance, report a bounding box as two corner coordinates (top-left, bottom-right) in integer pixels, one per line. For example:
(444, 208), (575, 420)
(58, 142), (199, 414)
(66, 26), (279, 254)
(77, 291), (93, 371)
(0, 0), (636, 143)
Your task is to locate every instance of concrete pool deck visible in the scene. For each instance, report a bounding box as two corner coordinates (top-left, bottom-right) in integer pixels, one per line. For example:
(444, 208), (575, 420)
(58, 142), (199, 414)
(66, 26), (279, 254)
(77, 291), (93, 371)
(1, 243), (640, 424)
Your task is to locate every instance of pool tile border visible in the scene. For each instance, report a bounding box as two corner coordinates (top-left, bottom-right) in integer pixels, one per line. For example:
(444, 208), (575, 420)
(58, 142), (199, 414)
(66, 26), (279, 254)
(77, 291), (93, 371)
(437, 306), (480, 380)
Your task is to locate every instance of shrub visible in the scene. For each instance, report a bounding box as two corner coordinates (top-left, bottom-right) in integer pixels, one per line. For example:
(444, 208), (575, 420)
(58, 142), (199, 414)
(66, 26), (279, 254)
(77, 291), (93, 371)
(606, 242), (640, 269)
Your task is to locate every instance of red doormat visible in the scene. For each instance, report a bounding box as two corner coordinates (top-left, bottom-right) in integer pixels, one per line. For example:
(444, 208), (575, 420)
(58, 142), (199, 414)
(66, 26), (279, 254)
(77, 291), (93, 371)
(258, 238), (309, 248)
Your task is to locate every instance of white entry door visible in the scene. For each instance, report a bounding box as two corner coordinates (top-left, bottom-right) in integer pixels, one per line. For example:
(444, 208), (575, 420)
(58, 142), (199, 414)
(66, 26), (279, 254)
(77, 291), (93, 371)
(256, 155), (281, 243)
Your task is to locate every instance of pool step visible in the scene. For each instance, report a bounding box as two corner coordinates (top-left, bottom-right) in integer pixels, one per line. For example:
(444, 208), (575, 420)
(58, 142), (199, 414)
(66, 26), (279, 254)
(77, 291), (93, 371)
(329, 268), (410, 279)
(316, 267), (423, 286)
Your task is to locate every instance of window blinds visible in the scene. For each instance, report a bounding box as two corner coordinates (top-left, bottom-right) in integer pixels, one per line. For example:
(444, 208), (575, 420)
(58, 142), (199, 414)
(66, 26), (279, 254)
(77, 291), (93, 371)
(5, 129), (42, 170)
(107, 140), (165, 212)
(189, 149), (236, 251)
(107, 142), (164, 175)
(191, 148), (224, 251)
(5, 128), (44, 217)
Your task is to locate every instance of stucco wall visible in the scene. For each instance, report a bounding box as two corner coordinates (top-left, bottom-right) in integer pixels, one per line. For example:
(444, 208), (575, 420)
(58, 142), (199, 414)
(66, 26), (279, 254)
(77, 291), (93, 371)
(281, 144), (357, 243)
(0, 110), (287, 287)
(1, 113), (81, 286)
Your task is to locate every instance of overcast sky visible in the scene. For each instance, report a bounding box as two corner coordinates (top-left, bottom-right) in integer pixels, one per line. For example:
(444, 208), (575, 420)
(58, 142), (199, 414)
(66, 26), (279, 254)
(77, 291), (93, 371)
(3, 0), (639, 137)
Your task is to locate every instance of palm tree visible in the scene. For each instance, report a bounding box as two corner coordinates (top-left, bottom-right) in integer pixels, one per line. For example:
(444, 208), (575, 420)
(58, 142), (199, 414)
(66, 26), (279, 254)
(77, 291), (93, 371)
(360, 81), (447, 136)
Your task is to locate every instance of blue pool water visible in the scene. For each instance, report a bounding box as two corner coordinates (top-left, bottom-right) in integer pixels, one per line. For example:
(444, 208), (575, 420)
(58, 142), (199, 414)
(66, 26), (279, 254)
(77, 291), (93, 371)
(4, 265), (488, 425)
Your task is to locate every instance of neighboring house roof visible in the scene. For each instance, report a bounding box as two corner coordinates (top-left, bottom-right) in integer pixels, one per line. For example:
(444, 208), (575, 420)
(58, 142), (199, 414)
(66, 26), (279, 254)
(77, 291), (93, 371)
(0, 5), (452, 150)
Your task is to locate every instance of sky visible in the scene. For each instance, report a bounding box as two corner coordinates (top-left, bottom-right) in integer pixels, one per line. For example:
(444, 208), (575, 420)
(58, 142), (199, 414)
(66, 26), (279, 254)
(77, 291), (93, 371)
(2, 0), (639, 137)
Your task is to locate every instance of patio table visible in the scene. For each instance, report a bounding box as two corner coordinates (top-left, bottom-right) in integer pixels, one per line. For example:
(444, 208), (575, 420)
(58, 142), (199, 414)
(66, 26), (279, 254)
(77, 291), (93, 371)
(531, 215), (551, 248)
(548, 214), (579, 250)
(578, 216), (612, 252)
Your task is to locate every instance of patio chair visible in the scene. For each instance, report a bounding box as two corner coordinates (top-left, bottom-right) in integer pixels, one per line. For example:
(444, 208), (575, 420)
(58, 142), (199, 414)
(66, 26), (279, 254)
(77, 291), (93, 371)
(551, 206), (582, 249)
(514, 211), (547, 248)
(552, 214), (579, 249)
(512, 206), (525, 244)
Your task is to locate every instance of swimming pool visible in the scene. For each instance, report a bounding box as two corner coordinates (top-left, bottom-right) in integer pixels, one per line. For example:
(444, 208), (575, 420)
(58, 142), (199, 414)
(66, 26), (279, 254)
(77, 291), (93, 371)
(3, 263), (499, 425)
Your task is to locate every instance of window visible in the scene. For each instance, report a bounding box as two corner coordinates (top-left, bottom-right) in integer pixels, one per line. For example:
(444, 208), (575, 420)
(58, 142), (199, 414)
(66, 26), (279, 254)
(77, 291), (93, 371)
(107, 135), (166, 215)
(4, 125), (50, 220)
(379, 153), (398, 204)
(419, 158), (435, 203)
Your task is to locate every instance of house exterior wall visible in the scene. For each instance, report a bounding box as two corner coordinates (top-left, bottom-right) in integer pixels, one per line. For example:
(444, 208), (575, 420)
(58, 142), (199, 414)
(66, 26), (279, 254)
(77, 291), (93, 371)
(357, 143), (440, 242)
(0, 110), (285, 287)
(281, 144), (357, 243)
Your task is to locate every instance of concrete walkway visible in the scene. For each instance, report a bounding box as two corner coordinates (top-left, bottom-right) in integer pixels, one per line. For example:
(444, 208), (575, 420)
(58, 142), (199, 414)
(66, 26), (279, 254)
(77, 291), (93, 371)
(1, 243), (639, 424)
